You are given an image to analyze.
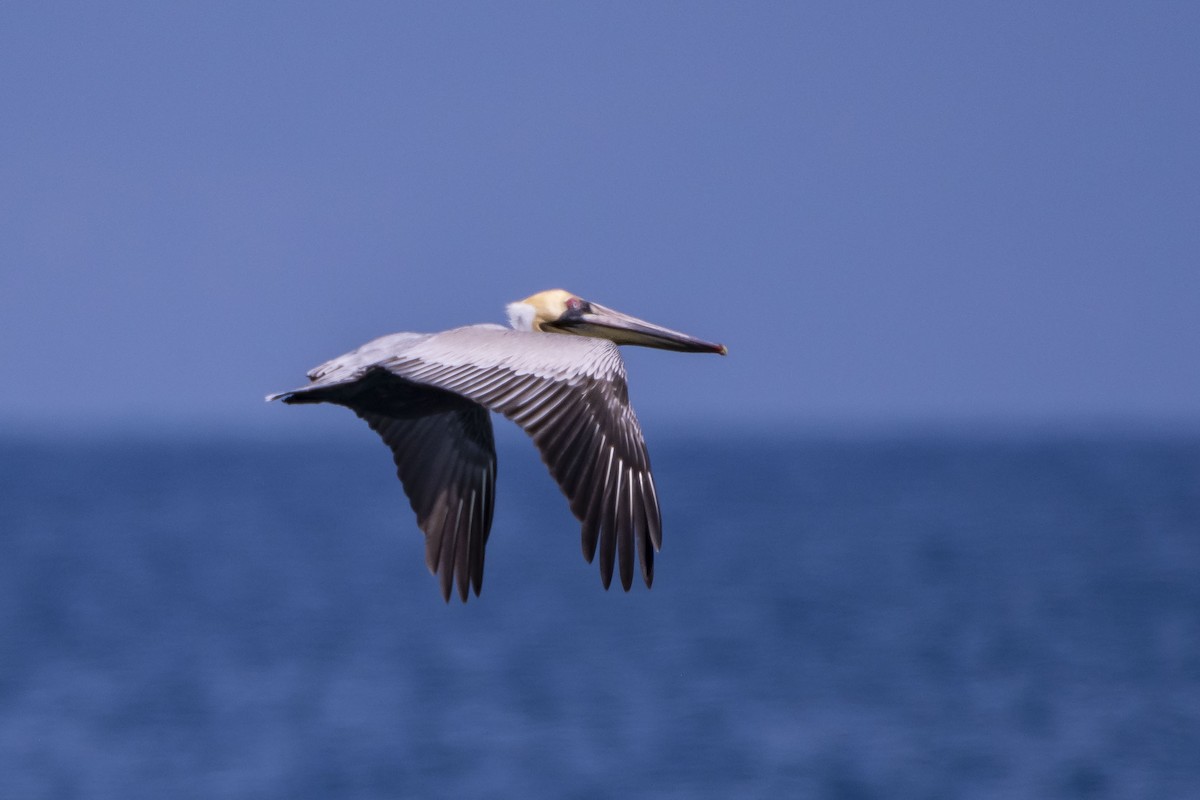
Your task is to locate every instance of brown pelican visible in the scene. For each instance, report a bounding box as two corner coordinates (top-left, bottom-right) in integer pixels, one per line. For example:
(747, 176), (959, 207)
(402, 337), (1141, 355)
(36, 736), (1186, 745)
(267, 289), (726, 602)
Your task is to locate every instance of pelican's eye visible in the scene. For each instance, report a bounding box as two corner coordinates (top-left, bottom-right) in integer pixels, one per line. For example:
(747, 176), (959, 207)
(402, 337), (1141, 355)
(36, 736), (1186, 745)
(563, 297), (592, 319)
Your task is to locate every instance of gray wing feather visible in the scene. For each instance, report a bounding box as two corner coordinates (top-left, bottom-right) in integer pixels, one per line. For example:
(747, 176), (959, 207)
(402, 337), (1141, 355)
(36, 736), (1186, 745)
(381, 326), (662, 591)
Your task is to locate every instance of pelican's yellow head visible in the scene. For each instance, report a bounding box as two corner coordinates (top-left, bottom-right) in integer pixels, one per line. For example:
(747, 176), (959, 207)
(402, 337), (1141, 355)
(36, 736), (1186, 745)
(505, 289), (727, 355)
(506, 289), (578, 332)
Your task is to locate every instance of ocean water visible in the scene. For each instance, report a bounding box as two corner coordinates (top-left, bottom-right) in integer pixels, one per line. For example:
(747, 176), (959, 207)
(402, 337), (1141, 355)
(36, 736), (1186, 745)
(1, 429), (1198, 798)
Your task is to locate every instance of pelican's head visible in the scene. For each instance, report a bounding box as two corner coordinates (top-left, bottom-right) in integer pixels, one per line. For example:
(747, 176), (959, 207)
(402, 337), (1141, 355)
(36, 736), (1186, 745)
(506, 289), (727, 355)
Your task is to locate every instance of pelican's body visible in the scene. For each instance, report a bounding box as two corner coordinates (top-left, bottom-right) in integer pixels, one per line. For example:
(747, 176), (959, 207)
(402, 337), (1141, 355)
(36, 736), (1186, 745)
(268, 289), (725, 601)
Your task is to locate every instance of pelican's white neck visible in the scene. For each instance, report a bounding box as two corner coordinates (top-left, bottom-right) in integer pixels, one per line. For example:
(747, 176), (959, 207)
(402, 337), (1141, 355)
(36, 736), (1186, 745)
(505, 301), (537, 331)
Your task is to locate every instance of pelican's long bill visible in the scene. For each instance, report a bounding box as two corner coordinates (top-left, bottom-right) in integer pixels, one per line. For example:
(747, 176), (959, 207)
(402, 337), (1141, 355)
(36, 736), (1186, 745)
(544, 301), (728, 355)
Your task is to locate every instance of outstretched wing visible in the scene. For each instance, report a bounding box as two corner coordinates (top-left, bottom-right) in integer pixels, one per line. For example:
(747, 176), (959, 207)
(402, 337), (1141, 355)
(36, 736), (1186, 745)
(355, 401), (495, 603)
(379, 325), (662, 591)
(272, 356), (496, 603)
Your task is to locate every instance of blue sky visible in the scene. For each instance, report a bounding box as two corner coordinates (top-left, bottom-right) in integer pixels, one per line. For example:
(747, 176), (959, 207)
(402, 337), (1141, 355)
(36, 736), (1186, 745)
(2, 3), (1197, 435)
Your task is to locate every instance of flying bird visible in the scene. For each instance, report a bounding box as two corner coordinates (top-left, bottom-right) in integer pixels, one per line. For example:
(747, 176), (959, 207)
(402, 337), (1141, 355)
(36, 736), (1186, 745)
(267, 289), (726, 602)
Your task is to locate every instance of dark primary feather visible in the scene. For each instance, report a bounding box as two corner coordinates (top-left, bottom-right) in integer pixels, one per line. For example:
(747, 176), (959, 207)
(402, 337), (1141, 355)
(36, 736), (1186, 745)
(355, 404), (495, 602)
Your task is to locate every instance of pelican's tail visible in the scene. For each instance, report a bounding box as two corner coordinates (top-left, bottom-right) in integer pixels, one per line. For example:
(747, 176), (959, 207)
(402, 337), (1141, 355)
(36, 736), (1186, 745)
(265, 385), (324, 404)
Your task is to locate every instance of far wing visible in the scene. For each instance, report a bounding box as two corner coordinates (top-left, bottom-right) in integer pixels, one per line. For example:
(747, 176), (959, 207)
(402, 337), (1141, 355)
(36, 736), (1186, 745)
(355, 398), (496, 603)
(275, 352), (498, 604)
